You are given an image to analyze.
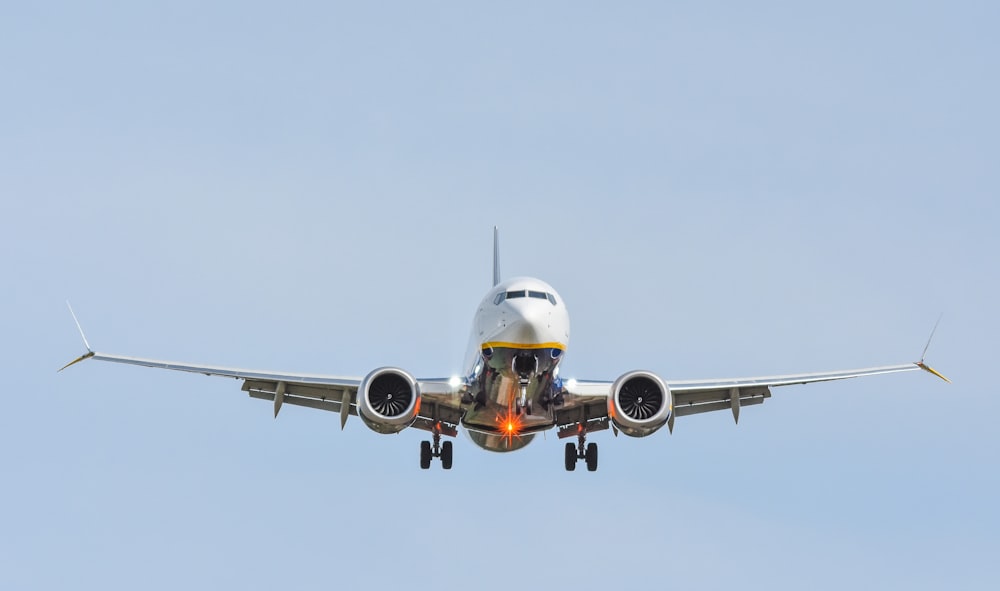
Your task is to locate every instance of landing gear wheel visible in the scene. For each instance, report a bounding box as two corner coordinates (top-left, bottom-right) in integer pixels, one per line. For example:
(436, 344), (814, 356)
(564, 442), (577, 471)
(517, 383), (528, 415)
(441, 441), (453, 470)
(585, 442), (598, 472)
(420, 441), (432, 469)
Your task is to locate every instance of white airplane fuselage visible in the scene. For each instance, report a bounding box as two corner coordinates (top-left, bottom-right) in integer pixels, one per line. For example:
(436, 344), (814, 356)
(459, 277), (571, 452)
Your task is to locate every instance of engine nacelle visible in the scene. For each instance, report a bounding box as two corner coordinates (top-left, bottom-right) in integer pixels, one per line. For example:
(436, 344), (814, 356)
(609, 371), (672, 437)
(358, 367), (420, 434)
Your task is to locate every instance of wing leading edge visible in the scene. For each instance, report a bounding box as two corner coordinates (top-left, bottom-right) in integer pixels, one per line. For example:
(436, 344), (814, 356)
(64, 348), (947, 435)
(62, 351), (465, 434)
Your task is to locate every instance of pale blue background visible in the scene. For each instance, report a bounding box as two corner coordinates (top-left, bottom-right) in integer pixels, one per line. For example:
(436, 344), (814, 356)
(2, 2), (997, 589)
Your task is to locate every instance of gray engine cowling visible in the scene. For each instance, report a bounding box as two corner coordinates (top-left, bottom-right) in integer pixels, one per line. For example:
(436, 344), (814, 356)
(358, 368), (420, 434)
(609, 371), (672, 437)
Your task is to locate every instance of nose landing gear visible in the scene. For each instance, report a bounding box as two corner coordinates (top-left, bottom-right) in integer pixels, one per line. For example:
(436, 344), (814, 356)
(515, 381), (533, 416)
(512, 354), (537, 416)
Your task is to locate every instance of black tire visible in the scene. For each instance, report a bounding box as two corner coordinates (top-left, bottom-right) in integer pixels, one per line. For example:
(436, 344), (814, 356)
(564, 442), (576, 471)
(420, 441), (432, 469)
(585, 442), (598, 472)
(441, 441), (453, 470)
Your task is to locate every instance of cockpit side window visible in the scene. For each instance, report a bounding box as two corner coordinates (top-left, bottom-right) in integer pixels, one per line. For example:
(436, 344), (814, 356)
(493, 292), (506, 305)
(546, 293), (557, 306)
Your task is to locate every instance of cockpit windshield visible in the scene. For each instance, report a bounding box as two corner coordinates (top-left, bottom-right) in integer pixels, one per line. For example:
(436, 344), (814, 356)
(493, 289), (557, 306)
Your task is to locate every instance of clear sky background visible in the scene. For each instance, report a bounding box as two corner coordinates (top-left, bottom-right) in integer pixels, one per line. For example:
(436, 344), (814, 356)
(2, 1), (997, 589)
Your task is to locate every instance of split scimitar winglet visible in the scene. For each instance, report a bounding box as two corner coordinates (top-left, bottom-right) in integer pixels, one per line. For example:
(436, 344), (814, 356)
(915, 314), (950, 383)
(58, 301), (96, 372)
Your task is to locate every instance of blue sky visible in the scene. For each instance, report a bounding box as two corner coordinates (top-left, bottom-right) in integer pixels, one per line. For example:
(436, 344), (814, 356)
(2, 1), (997, 589)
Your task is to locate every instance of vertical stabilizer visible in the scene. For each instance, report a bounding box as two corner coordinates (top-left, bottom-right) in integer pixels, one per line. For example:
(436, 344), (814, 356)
(493, 226), (501, 287)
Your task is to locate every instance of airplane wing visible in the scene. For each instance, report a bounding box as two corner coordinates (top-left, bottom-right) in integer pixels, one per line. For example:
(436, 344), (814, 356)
(60, 351), (466, 434)
(555, 361), (947, 432)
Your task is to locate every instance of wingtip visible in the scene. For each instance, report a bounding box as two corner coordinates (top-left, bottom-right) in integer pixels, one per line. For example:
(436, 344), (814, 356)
(916, 361), (951, 383)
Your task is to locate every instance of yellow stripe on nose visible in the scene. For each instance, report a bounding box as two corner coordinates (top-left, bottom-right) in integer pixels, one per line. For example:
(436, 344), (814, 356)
(482, 341), (566, 351)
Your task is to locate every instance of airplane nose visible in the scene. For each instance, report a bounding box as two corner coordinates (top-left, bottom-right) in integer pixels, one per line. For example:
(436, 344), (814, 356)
(508, 300), (548, 325)
(504, 301), (551, 342)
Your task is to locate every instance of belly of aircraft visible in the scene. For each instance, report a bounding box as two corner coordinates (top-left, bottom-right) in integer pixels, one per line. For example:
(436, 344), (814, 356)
(461, 346), (560, 452)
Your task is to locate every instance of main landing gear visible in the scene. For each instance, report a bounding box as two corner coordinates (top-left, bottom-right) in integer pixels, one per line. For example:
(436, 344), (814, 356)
(564, 430), (598, 472)
(420, 428), (453, 470)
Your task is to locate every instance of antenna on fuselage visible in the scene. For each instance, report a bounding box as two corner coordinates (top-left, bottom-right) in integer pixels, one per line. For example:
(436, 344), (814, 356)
(493, 226), (501, 287)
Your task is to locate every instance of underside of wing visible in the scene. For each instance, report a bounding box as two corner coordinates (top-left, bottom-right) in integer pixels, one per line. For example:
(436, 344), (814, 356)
(552, 388), (611, 437)
(71, 352), (466, 435)
(669, 363), (925, 421)
(554, 362), (941, 433)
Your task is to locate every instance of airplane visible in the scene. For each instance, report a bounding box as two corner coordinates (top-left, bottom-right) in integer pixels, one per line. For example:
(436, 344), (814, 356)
(61, 228), (949, 471)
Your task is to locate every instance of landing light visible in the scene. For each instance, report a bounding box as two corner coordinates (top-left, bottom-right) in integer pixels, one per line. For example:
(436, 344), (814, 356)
(448, 376), (462, 388)
(566, 378), (578, 390)
(496, 406), (524, 449)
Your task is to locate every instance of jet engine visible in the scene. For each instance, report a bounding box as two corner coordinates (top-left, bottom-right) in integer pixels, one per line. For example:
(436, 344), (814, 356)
(358, 368), (420, 434)
(609, 371), (672, 437)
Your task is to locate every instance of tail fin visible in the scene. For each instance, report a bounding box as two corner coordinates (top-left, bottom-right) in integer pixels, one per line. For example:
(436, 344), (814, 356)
(493, 226), (501, 287)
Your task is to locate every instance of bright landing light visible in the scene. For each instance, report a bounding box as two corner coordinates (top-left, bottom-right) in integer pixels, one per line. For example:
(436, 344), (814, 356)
(495, 406), (524, 449)
(448, 375), (462, 388)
